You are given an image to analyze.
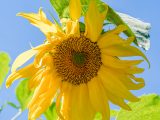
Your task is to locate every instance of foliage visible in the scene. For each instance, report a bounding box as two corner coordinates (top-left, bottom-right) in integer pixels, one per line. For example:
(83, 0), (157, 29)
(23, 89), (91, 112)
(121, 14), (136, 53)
(44, 102), (58, 120)
(16, 79), (33, 110)
(0, 52), (10, 87)
(112, 94), (160, 120)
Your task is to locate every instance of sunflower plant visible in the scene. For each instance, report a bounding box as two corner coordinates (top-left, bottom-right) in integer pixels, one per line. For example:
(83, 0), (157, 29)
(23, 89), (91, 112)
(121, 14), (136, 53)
(6, 0), (150, 120)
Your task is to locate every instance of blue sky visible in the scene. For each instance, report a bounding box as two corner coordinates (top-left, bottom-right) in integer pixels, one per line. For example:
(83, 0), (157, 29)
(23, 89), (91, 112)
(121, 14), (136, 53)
(0, 0), (160, 120)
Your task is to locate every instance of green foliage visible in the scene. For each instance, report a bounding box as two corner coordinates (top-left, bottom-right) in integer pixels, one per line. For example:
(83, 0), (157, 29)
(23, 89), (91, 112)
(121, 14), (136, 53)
(50, 0), (69, 18)
(94, 113), (102, 120)
(106, 6), (136, 43)
(110, 110), (119, 118)
(16, 79), (33, 110)
(114, 94), (160, 120)
(0, 52), (10, 87)
(44, 102), (58, 120)
(7, 102), (19, 109)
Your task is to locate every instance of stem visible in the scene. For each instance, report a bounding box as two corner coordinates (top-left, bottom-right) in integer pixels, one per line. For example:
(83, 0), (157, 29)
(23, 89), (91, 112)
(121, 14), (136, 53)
(11, 109), (22, 120)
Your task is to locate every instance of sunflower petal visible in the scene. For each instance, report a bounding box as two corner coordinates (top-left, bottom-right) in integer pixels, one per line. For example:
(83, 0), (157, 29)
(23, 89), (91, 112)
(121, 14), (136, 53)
(28, 69), (43, 90)
(101, 44), (150, 67)
(98, 34), (135, 48)
(28, 70), (61, 119)
(88, 77), (110, 120)
(85, 0), (108, 42)
(11, 49), (37, 72)
(104, 90), (131, 110)
(101, 54), (143, 69)
(61, 82), (73, 120)
(130, 75), (145, 83)
(6, 64), (37, 88)
(69, 84), (95, 120)
(17, 8), (64, 38)
(98, 66), (139, 102)
(69, 0), (81, 20)
(113, 71), (145, 90)
(65, 20), (80, 36)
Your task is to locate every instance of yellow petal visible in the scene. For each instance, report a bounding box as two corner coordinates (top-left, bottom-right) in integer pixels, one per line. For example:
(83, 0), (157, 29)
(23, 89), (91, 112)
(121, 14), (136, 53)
(105, 90), (131, 110)
(33, 43), (53, 68)
(85, 0), (108, 42)
(28, 70), (61, 119)
(34, 51), (46, 68)
(69, 0), (81, 20)
(101, 44), (150, 67)
(17, 8), (64, 38)
(68, 84), (95, 120)
(130, 75), (145, 83)
(78, 84), (95, 120)
(98, 65), (139, 102)
(61, 82), (73, 120)
(101, 54), (143, 69)
(6, 64), (37, 88)
(125, 67), (144, 74)
(121, 77), (145, 90)
(88, 77), (110, 120)
(65, 20), (80, 36)
(70, 86), (82, 120)
(111, 70), (145, 90)
(98, 26), (134, 48)
(109, 25), (128, 34)
(11, 49), (37, 72)
(28, 69), (43, 90)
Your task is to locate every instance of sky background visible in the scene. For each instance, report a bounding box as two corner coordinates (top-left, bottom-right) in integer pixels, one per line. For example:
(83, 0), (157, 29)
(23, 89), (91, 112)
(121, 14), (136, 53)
(0, 0), (159, 120)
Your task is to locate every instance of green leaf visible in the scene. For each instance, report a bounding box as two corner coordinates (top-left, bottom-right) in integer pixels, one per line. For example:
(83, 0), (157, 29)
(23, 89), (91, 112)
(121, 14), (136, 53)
(0, 103), (7, 113)
(50, 0), (69, 18)
(94, 113), (102, 120)
(106, 6), (137, 43)
(7, 102), (19, 109)
(0, 52), (10, 87)
(117, 12), (151, 50)
(110, 109), (119, 118)
(44, 102), (58, 120)
(16, 79), (33, 110)
(116, 94), (160, 120)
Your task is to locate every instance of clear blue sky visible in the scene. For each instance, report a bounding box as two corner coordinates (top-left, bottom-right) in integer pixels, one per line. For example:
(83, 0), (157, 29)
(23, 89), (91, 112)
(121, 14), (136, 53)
(0, 0), (159, 120)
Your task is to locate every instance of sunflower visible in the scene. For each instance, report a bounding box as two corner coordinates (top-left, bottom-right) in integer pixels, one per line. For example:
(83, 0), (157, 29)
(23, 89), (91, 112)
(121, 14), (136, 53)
(6, 0), (149, 120)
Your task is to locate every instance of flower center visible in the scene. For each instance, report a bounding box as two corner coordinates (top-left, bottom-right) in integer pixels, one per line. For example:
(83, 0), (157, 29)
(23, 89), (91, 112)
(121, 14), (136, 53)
(53, 35), (102, 85)
(72, 51), (86, 66)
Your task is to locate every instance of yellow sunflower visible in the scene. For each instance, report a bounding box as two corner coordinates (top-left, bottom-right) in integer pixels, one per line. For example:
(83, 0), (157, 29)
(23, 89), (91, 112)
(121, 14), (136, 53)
(6, 0), (149, 120)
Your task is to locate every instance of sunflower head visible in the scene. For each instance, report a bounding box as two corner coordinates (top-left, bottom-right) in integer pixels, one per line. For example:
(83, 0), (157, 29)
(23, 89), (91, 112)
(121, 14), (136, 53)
(6, 0), (149, 120)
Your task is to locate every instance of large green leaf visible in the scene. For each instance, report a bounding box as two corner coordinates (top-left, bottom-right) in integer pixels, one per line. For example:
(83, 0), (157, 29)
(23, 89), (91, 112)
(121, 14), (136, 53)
(16, 79), (33, 110)
(106, 6), (136, 43)
(115, 94), (160, 120)
(0, 52), (10, 87)
(44, 102), (58, 120)
(50, 0), (69, 18)
(117, 12), (151, 50)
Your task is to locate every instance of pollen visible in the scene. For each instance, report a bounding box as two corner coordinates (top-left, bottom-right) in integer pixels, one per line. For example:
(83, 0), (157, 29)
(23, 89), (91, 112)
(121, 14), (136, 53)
(53, 35), (102, 85)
